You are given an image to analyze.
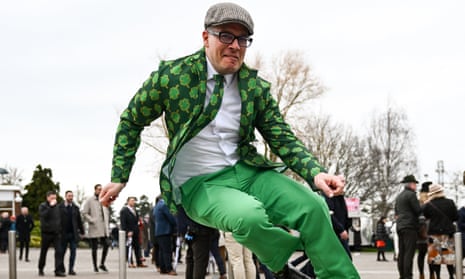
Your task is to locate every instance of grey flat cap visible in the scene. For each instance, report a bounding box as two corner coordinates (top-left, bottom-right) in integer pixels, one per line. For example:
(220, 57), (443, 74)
(204, 2), (254, 35)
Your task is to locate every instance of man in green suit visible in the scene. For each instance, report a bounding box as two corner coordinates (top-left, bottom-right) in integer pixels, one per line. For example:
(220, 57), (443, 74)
(100, 2), (359, 278)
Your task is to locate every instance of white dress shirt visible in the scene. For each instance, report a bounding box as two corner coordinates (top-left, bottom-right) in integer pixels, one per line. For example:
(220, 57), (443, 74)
(171, 58), (241, 187)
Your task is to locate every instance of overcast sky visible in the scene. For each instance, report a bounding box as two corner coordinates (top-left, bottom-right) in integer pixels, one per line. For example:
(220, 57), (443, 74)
(1, 0), (464, 208)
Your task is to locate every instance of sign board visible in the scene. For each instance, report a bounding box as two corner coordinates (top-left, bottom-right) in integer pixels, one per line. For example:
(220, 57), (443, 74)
(345, 197), (361, 218)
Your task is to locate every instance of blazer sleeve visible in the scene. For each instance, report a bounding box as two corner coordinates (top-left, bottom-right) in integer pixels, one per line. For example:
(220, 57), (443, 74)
(255, 86), (326, 189)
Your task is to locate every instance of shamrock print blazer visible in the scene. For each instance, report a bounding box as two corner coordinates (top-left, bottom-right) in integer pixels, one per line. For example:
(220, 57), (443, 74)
(110, 48), (325, 212)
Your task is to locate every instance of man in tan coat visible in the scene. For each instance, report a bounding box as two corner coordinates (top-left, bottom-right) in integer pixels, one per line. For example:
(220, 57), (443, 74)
(81, 184), (110, 272)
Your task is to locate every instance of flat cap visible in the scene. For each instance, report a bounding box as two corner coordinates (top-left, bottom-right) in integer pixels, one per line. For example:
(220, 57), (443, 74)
(204, 2), (254, 35)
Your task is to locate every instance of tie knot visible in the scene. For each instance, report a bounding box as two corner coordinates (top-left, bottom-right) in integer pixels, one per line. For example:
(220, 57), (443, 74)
(214, 74), (224, 84)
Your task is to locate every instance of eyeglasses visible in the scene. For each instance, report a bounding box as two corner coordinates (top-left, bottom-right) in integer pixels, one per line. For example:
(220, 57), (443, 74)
(207, 30), (253, 48)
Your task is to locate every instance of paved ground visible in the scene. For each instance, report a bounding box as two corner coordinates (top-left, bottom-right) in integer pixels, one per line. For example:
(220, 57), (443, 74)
(0, 248), (458, 278)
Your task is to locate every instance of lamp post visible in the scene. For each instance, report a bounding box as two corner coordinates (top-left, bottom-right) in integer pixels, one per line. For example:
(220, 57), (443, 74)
(436, 160), (444, 185)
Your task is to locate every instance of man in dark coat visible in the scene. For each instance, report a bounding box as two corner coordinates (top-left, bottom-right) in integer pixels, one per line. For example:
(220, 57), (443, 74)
(58, 190), (84, 275)
(16, 206), (34, 261)
(154, 197), (177, 275)
(394, 175), (422, 279)
(38, 191), (65, 277)
(120, 196), (147, 268)
(0, 211), (11, 253)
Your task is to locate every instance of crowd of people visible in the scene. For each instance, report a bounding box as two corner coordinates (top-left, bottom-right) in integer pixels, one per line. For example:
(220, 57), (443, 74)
(373, 174), (463, 279)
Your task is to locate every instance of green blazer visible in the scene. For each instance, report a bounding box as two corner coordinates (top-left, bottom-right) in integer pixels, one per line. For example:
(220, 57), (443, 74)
(111, 48), (325, 212)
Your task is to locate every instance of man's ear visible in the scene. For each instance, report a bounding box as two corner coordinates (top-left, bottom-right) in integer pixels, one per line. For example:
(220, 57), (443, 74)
(202, 30), (209, 48)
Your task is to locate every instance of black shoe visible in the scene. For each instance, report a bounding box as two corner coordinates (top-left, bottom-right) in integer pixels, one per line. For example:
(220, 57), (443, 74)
(99, 264), (108, 272)
(55, 271), (66, 277)
(68, 271), (76, 275)
(94, 266), (99, 272)
(25, 259), (30, 262)
(39, 270), (44, 276)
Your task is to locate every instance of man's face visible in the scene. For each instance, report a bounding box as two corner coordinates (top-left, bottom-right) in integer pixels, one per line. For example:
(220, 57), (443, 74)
(203, 23), (249, 75)
(95, 186), (102, 196)
(47, 194), (57, 203)
(409, 182), (417, 191)
(128, 198), (136, 207)
(66, 192), (74, 203)
(21, 207), (28, 215)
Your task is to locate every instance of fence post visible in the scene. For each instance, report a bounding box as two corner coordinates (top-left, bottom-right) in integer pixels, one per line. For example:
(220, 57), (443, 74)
(8, 230), (17, 279)
(455, 232), (463, 279)
(119, 230), (127, 279)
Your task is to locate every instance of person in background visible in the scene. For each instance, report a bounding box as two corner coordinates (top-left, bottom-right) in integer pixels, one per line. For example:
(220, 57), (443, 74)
(9, 215), (16, 231)
(224, 231), (256, 279)
(141, 214), (152, 258)
(154, 196), (177, 275)
(38, 191), (65, 277)
(390, 217), (399, 261)
(375, 216), (388, 261)
(417, 181), (432, 279)
(423, 184), (458, 279)
(16, 206), (34, 262)
(0, 211), (11, 253)
(58, 190), (84, 275)
(120, 196), (147, 268)
(395, 175), (422, 279)
(81, 184), (110, 272)
(178, 206), (218, 279)
(209, 230), (227, 279)
(457, 200), (465, 261)
(324, 193), (352, 259)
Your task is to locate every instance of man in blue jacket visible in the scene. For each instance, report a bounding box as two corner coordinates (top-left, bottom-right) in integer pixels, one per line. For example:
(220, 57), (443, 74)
(153, 197), (177, 275)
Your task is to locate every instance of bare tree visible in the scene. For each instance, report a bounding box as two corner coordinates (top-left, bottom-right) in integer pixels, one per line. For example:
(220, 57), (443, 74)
(296, 114), (372, 199)
(248, 50), (326, 162)
(74, 185), (86, 207)
(1, 165), (23, 185)
(448, 170), (465, 206)
(365, 106), (417, 218)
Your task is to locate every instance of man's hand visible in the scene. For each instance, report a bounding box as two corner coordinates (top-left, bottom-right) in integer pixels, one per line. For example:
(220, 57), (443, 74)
(99, 182), (126, 207)
(314, 173), (345, 198)
(49, 198), (57, 207)
(340, 230), (349, 240)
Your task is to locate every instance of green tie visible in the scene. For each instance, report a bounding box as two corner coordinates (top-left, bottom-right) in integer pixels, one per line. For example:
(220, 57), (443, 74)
(165, 74), (224, 182)
(190, 74), (224, 136)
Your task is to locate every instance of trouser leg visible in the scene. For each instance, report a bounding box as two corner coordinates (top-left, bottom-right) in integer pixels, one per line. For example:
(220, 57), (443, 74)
(69, 238), (77, 272)
(133, 232), (143, 265)
(398, 229), (418, 279)
(101, 237), (109, 265)
(209, 231), (226, 275)
(25, 240), (30, 260)
(54, 234), (65, 273)
(157, 235), (173, 272)
(181, 162), (359, 278)
(90, 238), (98, 268)
(38, 233), (52, 271)
(19, 241), (24, 259)
(187, 232), (211, 279)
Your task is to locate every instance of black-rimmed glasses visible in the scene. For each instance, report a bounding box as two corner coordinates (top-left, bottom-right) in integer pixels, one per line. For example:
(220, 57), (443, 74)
(207, 30), (253, 48)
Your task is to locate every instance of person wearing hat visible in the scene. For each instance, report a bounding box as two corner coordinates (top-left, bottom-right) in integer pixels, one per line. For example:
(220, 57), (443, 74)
(423, 184), (458, 279)
(99, 2), (359, 278)
(395, 175), (422, 279)
(417, 181), (433, 279)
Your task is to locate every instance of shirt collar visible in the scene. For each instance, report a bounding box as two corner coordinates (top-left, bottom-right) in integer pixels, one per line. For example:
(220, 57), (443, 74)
(206, 56), (235, 87)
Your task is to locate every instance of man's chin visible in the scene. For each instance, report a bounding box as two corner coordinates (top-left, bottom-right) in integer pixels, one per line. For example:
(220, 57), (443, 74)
(219, 64), (240, 75)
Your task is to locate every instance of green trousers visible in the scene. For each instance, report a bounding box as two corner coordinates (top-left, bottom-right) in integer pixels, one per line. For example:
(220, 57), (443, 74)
(181, 161), (360, 278)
